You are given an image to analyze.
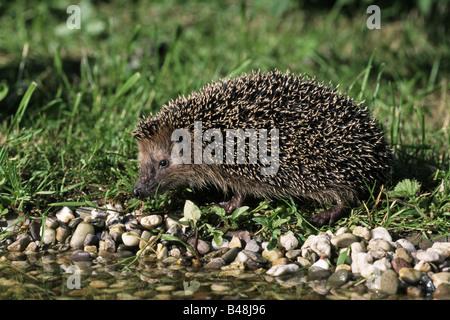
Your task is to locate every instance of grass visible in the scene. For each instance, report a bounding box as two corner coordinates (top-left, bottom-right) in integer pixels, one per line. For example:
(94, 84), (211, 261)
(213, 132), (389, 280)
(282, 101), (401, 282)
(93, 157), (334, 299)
(0, 0), (449, 246)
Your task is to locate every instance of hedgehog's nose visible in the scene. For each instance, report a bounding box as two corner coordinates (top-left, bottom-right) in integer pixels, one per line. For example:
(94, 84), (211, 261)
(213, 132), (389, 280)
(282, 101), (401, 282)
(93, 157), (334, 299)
(132, 186), (143, 199)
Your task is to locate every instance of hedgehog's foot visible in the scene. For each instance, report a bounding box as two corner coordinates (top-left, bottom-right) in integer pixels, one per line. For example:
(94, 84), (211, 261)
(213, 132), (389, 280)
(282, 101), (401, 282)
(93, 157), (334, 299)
(219, 194), (245, 215)
(308, 201), (350, 227)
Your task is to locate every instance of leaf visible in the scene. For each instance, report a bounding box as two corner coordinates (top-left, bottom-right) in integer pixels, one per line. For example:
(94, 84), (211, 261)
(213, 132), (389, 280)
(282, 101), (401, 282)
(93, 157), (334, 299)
(210, 206), (226, 218)
(183, 200), (201, 222)
(336, 246), (350, 266)
(267, 228), (281, 251)
(389, 179), (421, 198)
(231, 206), (249, 220)
(252, 216), (269, 227)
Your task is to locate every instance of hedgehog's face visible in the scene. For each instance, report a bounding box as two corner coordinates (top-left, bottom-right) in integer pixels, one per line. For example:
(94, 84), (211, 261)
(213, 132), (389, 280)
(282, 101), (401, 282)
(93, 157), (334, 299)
(132, 138), (185, 200)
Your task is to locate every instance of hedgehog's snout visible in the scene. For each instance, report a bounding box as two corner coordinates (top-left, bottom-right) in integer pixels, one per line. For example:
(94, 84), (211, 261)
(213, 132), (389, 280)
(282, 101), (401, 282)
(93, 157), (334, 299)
(132, 179), (150, 200)
(132, 185), (144, 199)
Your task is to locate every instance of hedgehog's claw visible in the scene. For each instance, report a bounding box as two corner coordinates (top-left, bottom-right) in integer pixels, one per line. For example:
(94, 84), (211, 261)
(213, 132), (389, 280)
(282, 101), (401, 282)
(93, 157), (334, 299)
(308, 203), (350, 227)
(219, 194), (245, 215)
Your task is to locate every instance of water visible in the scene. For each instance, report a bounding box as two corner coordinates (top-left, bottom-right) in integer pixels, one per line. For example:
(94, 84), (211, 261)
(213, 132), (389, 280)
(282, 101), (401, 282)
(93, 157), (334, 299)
(0, 250), (422, 300)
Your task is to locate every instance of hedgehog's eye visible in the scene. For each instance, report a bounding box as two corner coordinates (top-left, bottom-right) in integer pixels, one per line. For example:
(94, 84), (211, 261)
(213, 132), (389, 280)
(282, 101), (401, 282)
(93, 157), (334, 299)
(159, 159), (169, 168)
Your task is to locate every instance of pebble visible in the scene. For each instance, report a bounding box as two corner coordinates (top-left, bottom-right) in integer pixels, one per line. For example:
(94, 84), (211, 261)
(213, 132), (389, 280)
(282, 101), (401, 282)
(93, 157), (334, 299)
(244, 239), (261, 253)
(2, 202), (450, 301)
(395, 239), (416, 253)
(370, 227), (392, 242)
(414, 260), (431, 273)
(308, 266), (331, 280)
(70, 222), (95, 250)
(45, 216), (59, 229)
(156, 243), (168, 260)
(187, 238), (210, 255)
(211, 284), (231, 292)
(394, 248), (414, 264)
(416, 250), (445, 263)
(434, 284), (450, 300)
(42, 227), (56, 245)
(56, 225), (71, 243)
(279, 232), (298, 251)
(430, 242), (450, 258)
(376, 270), (398, 295)
(56, 206), (75, 224)
(367, 238), (393, 252)
(7, 235), (32, 252)
(285, 249), (301, 259)
(140, 215), (163, 229)
(352, 226), (370, 241)
(262, 248), (284, 263)
(221, 247), (241, 264)
(121, 231), (140, 247)
(310, 235), (331, 258)
(398, 268), (422, 284)
(351, 252), (373, 275)
(391, 258), (412, 273)
(229, 236), (244, 249)
(266, 264), (299, 276)
(311, 258), (329, 270)
(431, 272), (450, 288)
(204, 257), (226, 270)
(327, 269), (349, 288)
(70, 250), (92, 262)
(331, 233), (359, 248)
(89, 280), (109, 288)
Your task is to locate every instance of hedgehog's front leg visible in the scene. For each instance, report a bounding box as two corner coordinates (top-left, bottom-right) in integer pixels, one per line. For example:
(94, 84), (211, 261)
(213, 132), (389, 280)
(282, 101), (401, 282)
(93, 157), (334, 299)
(308, 199), (350, 227)
(219, 194), (245, 215)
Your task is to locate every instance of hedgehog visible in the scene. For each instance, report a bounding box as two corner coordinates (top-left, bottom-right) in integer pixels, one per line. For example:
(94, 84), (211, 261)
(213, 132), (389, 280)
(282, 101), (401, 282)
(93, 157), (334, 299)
(131, 70), (393, 226)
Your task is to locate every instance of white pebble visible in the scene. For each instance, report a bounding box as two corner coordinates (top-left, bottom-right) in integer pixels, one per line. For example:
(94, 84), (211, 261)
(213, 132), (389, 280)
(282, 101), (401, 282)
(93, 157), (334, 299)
(373, 257), (391, 272)
(370, 227), (392, 242)
(395, 239), (416, 253)
(156, 243), (168, 260)
(140, 215), (163, 229)
(416, 250), (445, 263)
(91, 208), (108, 219)
(280, 231), (298, 251)
(430, 242), (450, 259)
(41, 227), (56, 245)
(266, 264), (299, 276)
(122, 231), (141, 247)
(310, 235), (331, 258)
(351, 252), (373, 275)
(55, 206), (75, 224)
(311, 258), (329, 270)
(367, 238), (393, 252)
(352, 226), (371, 241)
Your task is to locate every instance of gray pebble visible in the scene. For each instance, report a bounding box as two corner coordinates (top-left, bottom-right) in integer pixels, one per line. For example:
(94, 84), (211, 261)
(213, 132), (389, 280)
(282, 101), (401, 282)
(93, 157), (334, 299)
(377, 270), (398, 295)
(7, 235), (31, 252)
(204, 257), (226, 270)
(308, 266), (331, 281)
(327, 269), (349, 288)
(70, 250), (92, 262)
(70, 221), (95, 250)
(222, 247), (241, 264)
(244, 239), (262, 253)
